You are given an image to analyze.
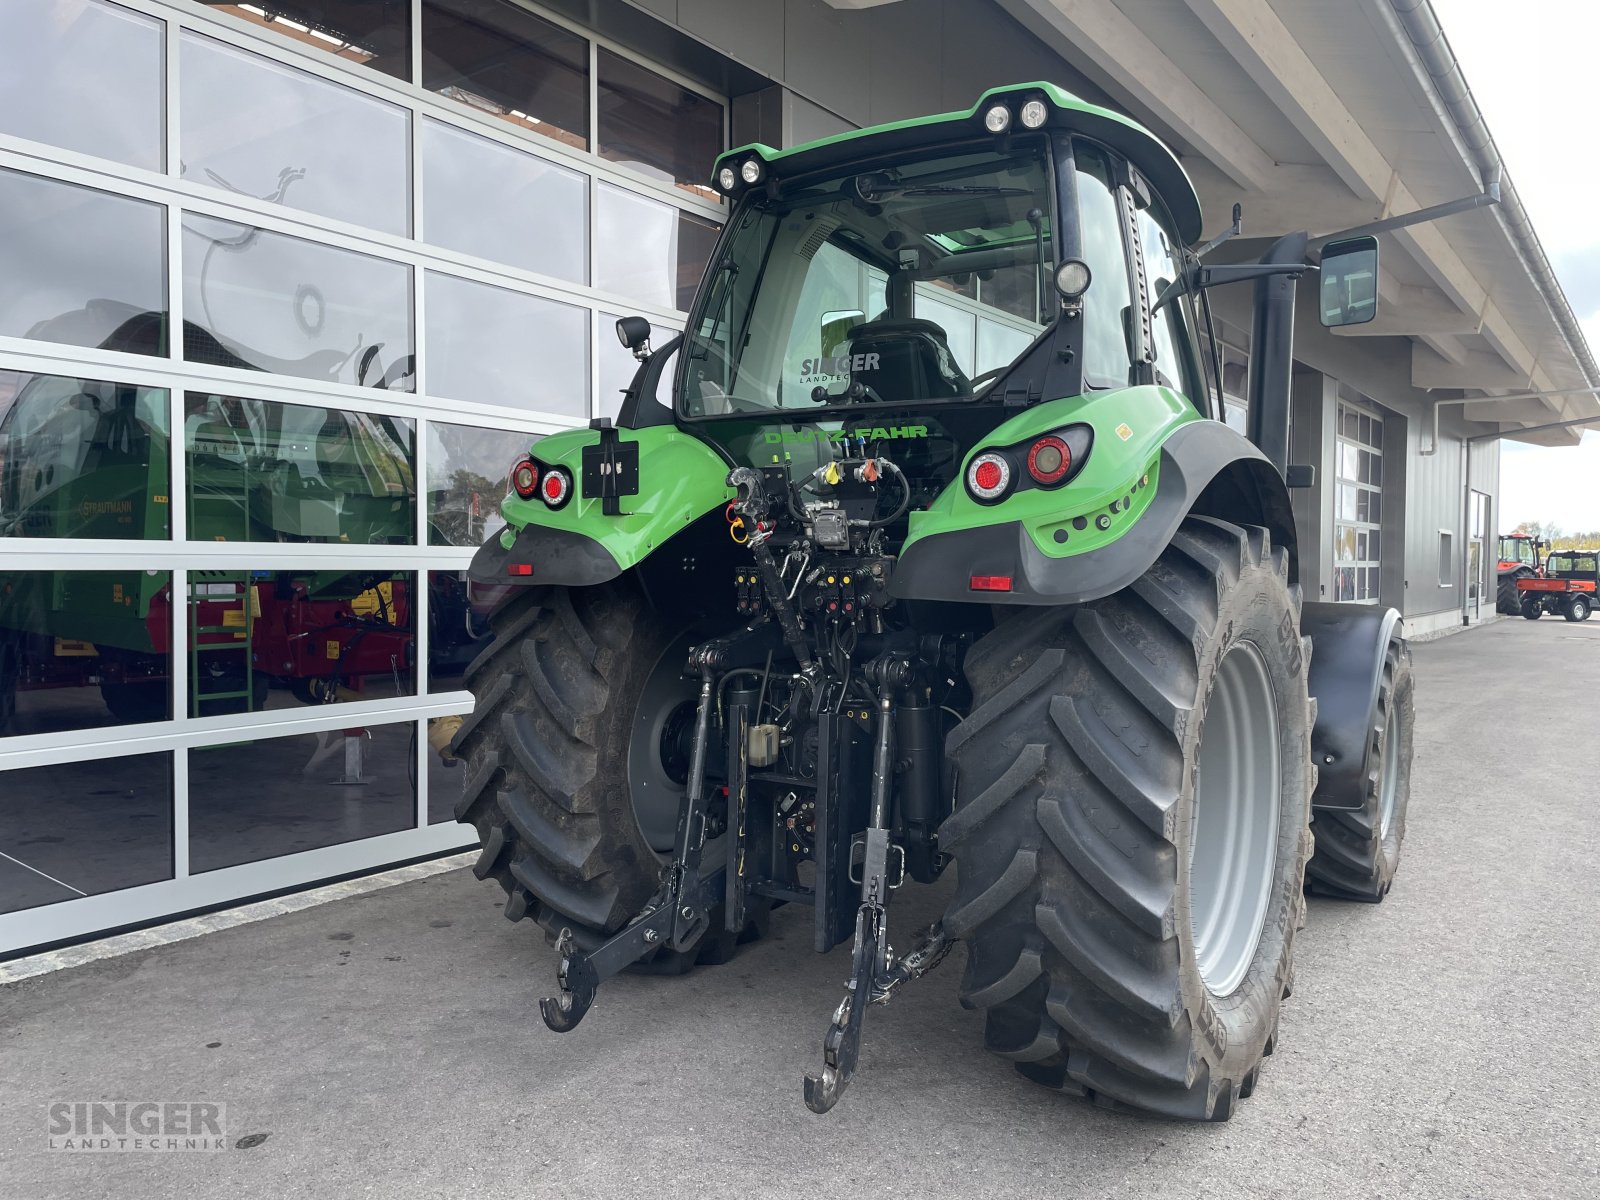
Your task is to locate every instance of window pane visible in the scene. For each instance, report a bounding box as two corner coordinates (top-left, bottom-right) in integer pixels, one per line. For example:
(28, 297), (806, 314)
(426, 420), (537, 547)
(426, 570), (494, 692)
(184, 569), (415, 717)
(422, 119), (587, 283)
(598, 312), (679, 421)
(1139, 206), (1193, 398)
(0, 753), (172, 914)
(913, 291), (977, 375)
(0, 0), (164, 170)
(677, 211), (721, 312)
(976, 322), (1034, 377)
(980, 265), (1040, 323)
(0, 372), (169, 541)
(428, 715), (466, 823)
(0, 571), (174, 737)
(421, 0), (588, 150)
(0, 169), (167, 355)
(181, 33), (410, 236)
(199, 3), (411, 81)
(181, 214), (413, 389)
(189, 721), (416, 872)
(596, 48), (722, 200)
(425, 273), (587, 415)
(595, 185), (721, 311)
(186, 393), (415, 544)
(1075, 144), (1132, 388)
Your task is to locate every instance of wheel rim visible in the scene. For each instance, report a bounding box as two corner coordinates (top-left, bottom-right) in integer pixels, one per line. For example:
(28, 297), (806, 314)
(626, 633), (698, 855)
(1189, 642), (1282, 997)
(1378, 707), (1402, 839)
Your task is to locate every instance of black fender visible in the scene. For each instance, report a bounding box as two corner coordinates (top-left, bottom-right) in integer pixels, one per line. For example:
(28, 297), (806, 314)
(891, 419), (1298, 606)
(467, 523), (623, 589)
(1301, 601), (1404, 811)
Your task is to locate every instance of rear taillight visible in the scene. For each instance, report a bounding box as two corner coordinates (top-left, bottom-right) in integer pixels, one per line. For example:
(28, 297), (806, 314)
(511, 458), (538, 499)
(966, 451), (1012, 503)
(1026, 435), (1070, 486)
(540, 466), (573, 509)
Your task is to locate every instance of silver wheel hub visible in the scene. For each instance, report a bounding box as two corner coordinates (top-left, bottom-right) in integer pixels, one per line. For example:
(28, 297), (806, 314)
(1378, 707), (1402, 839)
(1189, 642), (1282, 997)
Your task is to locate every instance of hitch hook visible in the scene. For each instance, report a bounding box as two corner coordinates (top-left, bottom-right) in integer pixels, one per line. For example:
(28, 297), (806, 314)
(539, 929), (600, 1032)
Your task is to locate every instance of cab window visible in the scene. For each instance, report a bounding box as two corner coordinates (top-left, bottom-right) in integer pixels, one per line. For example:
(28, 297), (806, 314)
(1136, 203), (1202, 405)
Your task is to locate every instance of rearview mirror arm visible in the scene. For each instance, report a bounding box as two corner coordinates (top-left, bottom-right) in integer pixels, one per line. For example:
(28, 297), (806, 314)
(1309, 173), (1501, 249)
(1151, 261), (1308, 317)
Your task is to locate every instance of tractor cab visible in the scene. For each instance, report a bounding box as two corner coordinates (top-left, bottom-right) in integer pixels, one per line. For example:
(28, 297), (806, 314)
(1497, 534), (1545, 572)
(640, 85), (1213, 563)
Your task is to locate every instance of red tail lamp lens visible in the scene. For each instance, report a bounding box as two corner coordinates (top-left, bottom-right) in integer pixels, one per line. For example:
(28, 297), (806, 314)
(511, 458), (539, 499)
(970, 575), (1013, 592)
(541, 467), (572, 509)
(966, 451), (1012, 502)
(1026, 436), (1070, 485)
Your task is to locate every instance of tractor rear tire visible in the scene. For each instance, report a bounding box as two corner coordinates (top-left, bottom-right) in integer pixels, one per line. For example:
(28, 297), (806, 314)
(941, 517), (1314, 1121)
(1521, 597), (1543, 620)
(1496, 572), (1527, 615)
(1305, 638), (1413, 901)
(101, 680), (169, 724)
(1565, 594), (1591, 622)
(452, 577), (758, 969)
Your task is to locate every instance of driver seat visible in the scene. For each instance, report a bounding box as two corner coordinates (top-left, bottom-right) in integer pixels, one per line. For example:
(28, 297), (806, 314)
(845, 318), (970, 402)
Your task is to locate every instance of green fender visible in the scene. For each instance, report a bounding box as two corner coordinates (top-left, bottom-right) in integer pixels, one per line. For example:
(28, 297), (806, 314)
(467, 426), (734, 587)
(892, 387), (1296, 605)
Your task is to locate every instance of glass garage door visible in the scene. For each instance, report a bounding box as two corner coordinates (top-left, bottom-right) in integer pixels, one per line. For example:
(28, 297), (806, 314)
(0, 0), (727, 954)
(1334, 392), (1384, 604)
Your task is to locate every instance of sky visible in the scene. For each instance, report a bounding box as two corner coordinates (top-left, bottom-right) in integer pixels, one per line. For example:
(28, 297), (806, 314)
(1430, 0), (1600, 533)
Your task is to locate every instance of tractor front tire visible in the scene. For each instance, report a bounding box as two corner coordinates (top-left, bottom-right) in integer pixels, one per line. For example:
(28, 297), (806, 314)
(453, 577), (755, 968)
(941, 517), (1314, 1121)
(1305, 638), (1414, 901)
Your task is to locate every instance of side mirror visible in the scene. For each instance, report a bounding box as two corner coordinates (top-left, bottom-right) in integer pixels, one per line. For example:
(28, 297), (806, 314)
(616, 315), (653, 361)
(1319, 236), (1379, 328)
(820, 309), (865, 361)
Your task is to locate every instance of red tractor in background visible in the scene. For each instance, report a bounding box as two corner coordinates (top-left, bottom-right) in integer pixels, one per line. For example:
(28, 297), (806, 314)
(1497, 533), (1547, 614)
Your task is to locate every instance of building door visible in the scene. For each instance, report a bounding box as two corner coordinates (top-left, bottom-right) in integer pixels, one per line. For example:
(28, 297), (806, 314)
(1334, 394), (1384, 603)
(1470, 489), (1491, 617)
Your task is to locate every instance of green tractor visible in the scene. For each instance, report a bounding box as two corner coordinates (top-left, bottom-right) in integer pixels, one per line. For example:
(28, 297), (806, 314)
(453, 84), (1436, 1120)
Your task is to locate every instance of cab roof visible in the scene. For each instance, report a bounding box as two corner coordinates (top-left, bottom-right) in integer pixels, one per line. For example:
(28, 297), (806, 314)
(712, 82), (1204, 246)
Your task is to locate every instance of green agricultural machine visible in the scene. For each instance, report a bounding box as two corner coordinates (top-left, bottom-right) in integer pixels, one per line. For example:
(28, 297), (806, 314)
(0, 369), (439, 727)
(454, 84), (1456, 1120)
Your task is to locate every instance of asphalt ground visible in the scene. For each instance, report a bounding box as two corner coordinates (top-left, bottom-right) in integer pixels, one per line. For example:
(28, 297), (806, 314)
(2, 616), (1597, 1199)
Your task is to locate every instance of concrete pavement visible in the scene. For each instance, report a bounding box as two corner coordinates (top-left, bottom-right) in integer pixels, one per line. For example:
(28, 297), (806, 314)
(2, 617), (1597, 1199)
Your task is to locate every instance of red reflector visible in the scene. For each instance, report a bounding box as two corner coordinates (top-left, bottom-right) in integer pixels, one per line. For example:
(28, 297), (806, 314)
(506, 563), (534, 576)
(970, 575), (1013, 592)
(973, 460), (1004, 492)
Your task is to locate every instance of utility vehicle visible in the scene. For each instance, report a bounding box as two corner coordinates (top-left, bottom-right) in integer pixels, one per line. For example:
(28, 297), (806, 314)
(1517, 549), (1598, 622)
(453, 84), (1449, 1120)
(1496, 533), (1546, 615)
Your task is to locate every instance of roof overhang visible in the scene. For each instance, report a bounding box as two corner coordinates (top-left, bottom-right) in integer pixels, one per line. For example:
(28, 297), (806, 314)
(1000, 0), (1598, 445)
